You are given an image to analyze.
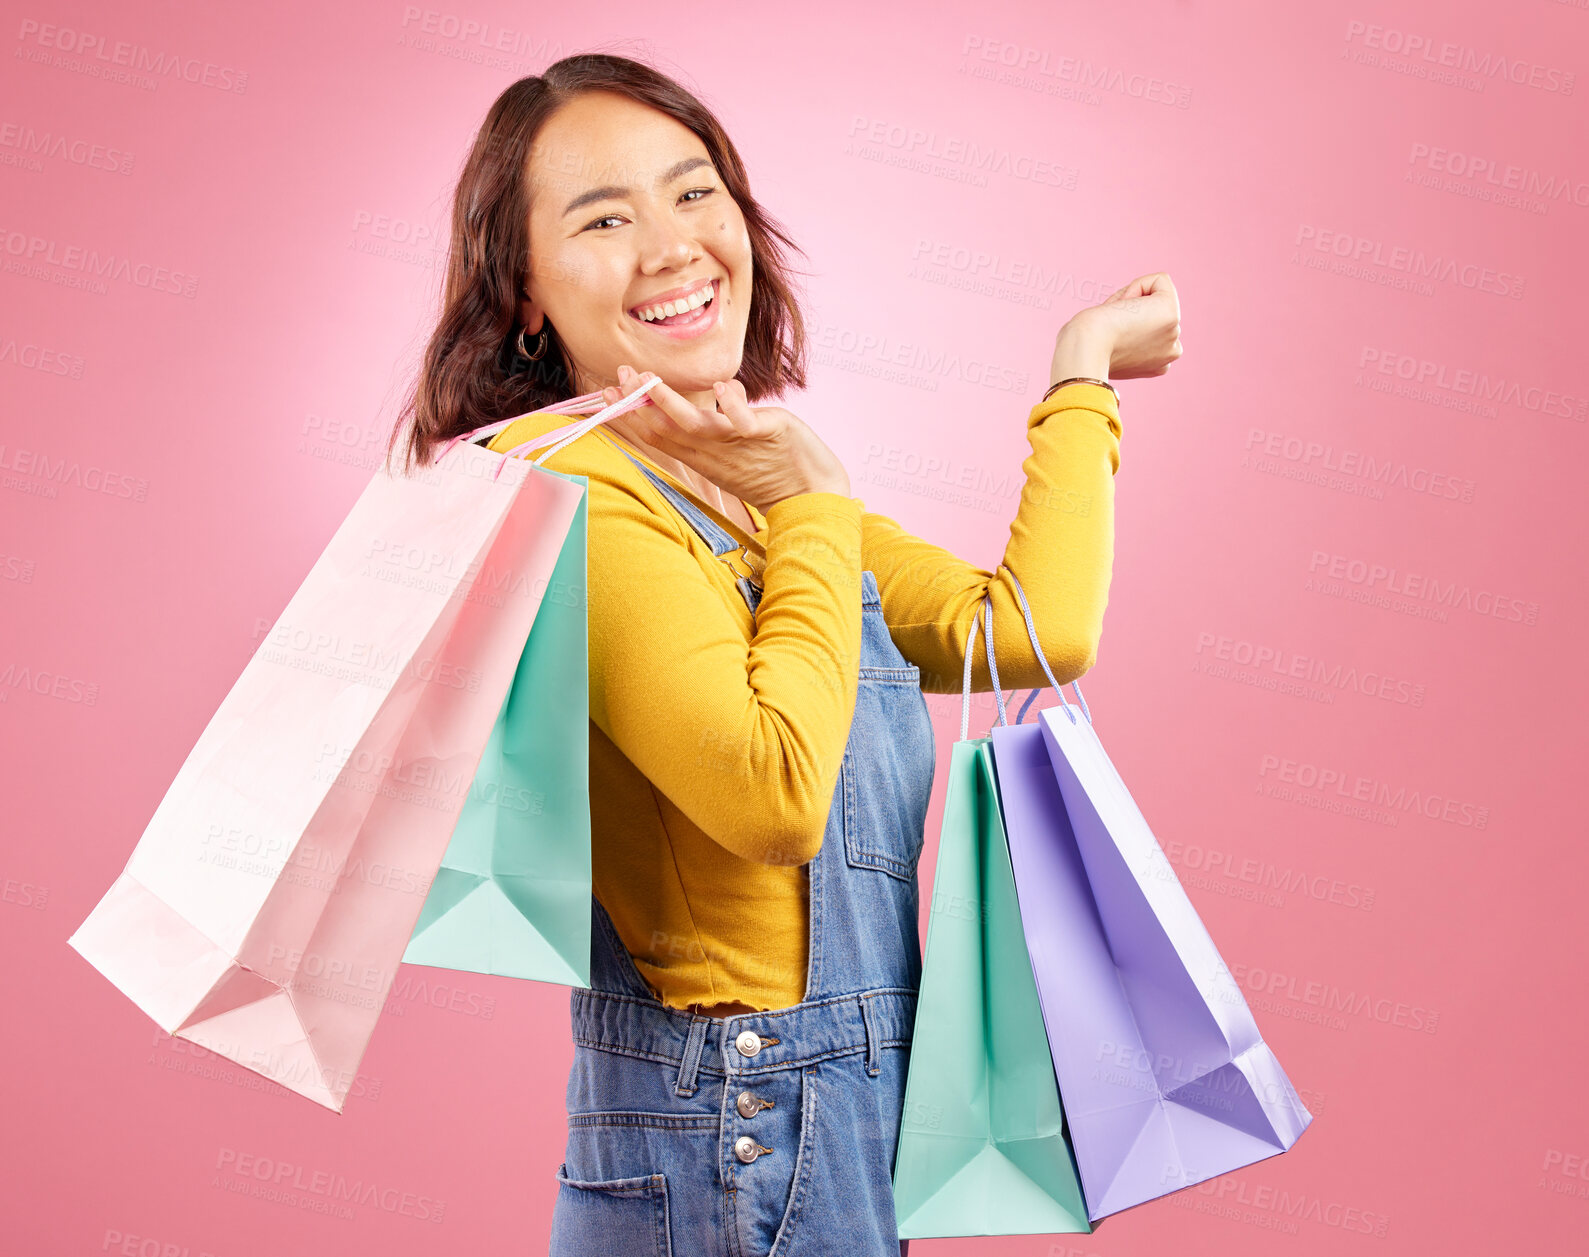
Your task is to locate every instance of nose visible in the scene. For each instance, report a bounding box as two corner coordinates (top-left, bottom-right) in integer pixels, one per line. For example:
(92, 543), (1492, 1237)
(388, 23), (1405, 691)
(636, 212), (700, 275)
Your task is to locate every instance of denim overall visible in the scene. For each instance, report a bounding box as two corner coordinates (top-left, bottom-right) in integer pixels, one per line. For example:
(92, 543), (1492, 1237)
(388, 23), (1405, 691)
(549, 448), (935, 1256)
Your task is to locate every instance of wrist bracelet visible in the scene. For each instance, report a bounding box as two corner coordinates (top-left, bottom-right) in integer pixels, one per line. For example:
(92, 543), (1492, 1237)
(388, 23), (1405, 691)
(1042, 376), (1119, 406)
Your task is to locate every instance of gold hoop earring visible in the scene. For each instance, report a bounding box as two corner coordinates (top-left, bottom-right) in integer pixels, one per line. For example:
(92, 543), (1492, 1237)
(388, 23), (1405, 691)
(517, 326), (548, 361)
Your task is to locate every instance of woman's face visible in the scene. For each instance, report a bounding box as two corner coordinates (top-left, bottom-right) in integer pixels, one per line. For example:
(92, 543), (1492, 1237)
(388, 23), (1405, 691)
(520, 91), (753, 402)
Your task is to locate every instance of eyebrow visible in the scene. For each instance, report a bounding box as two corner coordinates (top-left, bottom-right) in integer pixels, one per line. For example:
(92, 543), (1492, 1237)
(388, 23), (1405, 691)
(561, 156), (715, 218)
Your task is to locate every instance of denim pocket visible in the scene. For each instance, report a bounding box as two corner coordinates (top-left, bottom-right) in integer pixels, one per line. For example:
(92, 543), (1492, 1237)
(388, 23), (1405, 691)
(840, 671), (935, 883)
(550, 1164), (672, 1257)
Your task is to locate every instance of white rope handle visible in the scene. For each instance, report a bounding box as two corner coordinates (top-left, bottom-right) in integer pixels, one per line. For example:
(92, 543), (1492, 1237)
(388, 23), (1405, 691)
(958, 591), (1010, 741)
(1004, 567), (1091, 726)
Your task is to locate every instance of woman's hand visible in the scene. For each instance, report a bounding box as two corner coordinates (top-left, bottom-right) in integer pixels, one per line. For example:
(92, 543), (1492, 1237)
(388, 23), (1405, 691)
(601, 365), (851, 511)
(1049, 271), (1183, 384)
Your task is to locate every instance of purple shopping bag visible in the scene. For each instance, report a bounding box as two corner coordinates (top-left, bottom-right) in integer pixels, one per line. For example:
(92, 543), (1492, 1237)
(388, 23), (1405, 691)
(986, 570), (1313, 1220)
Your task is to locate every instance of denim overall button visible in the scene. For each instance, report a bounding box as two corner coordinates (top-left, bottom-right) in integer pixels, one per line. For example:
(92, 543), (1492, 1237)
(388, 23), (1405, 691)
(733, 1135), (771, 1164)
(734, 1030), (763, 1057)
(735, 1090), (770, 1118)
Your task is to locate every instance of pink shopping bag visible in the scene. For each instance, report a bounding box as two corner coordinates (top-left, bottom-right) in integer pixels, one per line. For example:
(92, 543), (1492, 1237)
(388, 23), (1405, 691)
(67, 377), (660, 1112)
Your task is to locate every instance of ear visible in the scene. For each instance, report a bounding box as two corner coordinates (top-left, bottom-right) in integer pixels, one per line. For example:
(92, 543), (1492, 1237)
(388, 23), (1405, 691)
(518, 291), (543, 334)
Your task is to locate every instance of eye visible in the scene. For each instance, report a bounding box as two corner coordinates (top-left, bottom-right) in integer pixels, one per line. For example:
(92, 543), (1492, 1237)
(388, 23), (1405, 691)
(581, 187), (717, 232)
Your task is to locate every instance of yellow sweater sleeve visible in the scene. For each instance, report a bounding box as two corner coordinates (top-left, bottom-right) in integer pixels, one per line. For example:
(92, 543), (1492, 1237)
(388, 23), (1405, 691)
(859, 381), (1123, 693)
(581, 468), (864, 869)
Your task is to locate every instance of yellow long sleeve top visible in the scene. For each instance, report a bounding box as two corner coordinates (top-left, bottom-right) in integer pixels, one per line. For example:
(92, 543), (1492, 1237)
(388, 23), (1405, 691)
(485, 381), (1122, 1013)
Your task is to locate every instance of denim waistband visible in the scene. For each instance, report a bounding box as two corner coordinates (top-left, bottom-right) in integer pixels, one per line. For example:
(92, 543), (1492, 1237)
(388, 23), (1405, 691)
(570, 986), (918, 1079)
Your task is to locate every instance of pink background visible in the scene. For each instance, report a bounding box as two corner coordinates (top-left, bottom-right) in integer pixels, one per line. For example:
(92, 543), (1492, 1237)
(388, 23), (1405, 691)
(4, 0), (1586, 1252)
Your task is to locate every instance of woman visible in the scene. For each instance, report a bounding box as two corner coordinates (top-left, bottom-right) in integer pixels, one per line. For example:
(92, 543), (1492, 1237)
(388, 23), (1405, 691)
(392, 52), (1180, 1257)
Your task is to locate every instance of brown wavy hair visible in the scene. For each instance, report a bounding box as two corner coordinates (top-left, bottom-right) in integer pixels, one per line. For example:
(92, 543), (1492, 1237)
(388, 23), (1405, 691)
(386, 52), (811, 477)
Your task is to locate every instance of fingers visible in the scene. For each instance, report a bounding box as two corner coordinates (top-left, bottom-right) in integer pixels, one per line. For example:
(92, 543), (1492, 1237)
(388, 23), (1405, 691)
(614, 364), (658, 408)
(597, 368), (756, 446)
(619, 365), (704, 438)
(606, 366), (756, 432)
(1141, 272), (1181, 318)
(1107, 276), (1153, 302)
(711, 378), (754, 429)
(601, 366), (652, 410)
(1114, 272), (1177, 304)
(1093, 272), (1180, 319)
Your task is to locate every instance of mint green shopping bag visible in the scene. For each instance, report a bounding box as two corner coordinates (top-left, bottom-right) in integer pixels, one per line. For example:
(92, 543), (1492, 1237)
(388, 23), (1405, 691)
(400, 470), (591, 987)
(893, 598), (1091, 1238)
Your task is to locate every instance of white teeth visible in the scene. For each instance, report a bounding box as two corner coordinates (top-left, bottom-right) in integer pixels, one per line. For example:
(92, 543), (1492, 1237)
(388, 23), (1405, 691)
(634, 281), (715, 323)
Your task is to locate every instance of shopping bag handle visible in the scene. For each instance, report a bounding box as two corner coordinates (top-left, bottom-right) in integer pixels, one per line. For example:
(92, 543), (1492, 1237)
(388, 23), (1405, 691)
(958, 568), (1091, 739)
(437, 375), (665, 481)
(1004, 566), (1091, 727)
(958, 591), (1010, 740)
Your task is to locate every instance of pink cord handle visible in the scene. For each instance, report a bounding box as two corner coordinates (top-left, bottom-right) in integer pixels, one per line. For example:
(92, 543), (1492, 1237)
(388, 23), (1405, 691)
(438, 375), (663, 482)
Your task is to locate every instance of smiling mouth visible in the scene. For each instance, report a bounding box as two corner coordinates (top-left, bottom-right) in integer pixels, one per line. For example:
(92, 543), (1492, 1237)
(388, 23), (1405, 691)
(628, 278), (719, 327)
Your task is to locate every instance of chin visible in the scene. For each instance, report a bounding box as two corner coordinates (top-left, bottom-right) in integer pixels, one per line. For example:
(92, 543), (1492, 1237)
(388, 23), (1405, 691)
(665, 348), (747, 391)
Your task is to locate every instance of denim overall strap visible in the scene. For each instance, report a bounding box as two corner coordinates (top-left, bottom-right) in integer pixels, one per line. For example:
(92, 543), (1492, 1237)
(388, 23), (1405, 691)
(596, 437), (936, 1006)
(576, 442), (772, 1021)
(796, 566), (935, 1003)
(554, 440), (935, 1256)
(615, 445), (742, 558)
(612, 444), (764, 615)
